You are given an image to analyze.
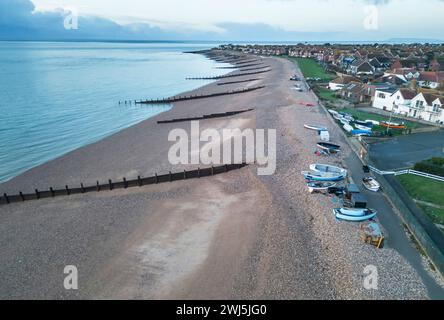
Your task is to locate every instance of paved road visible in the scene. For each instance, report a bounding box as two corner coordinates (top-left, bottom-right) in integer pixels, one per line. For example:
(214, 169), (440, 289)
(370, 130), (444, 170)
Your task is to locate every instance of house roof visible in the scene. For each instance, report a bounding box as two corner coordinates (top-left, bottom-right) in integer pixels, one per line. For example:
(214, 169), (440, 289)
(418, 71), (444, 83)
(330, 75), (362, 85)
(397, 88), (417, 100)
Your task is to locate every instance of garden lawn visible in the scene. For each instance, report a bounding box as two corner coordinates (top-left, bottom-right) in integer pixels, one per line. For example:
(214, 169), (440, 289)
(316, 87), (339, 102)
(341, 108), (427, 130)
(287, 57), (336, 81)
(397, 174), (444, 226)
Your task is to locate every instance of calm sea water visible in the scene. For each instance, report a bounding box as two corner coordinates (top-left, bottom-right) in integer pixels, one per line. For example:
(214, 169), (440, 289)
(0, 41), (230, 182)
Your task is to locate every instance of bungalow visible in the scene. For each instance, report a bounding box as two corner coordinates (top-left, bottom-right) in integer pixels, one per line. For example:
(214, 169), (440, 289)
(340, 83), (367, 103)
(417, 71), (444, 89)
(349, 60), (375, 76)
(328, 75), (361, 91)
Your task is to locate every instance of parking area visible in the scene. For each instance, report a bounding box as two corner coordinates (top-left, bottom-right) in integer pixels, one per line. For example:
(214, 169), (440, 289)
(369, 130), (444, 170)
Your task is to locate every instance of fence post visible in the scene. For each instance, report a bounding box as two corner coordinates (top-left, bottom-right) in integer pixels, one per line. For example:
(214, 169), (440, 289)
(184, 170), (187, 179)
(66, 185), (70, 196)
(138, 176), (142, 187)
(81, 183), (85, 193)
(155, 173), (158, 184)
(96, 181), (100, 192)
(3, 193), (9, 204)
(211, 166), (214, 176)
(35, 189), (40, 200)
(19, 192), (25, 202)
(109, 179), (113, 190)
(50, 187), (55, 197)
(123, 177), (128, 189)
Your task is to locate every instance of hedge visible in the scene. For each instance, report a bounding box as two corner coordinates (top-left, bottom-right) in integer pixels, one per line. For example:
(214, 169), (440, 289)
(414, 161), (444, 177)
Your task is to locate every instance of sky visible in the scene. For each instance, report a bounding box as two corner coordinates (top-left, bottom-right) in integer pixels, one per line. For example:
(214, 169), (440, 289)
(1, 0), (444, 41)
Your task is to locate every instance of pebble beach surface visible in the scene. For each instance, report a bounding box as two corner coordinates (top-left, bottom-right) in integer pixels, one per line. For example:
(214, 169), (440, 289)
(0, 51), (442, 299)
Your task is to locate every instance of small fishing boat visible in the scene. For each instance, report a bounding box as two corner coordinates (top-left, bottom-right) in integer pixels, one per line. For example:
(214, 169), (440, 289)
(354, 124), (372, 131)
(304, 124), (327, 131)
(317, 142), (341, 153)
(310, 164), (347, 176)
(343, 123), (354, 132)
(307, 181), (337, 193)
(380, 121), (406, 129)
(333, 208), (377, 222)
(339, 113), (354, 122)
(355, 120), (374, 127)
(362, 177), (380, 192)
(351, 129), (372, 136)
(302, 171), (345, 182)
(328, 109), (338, 116)
(339, 118), (350, 125)
(332, 113), (342, 120)
(365, 119), (380, 126)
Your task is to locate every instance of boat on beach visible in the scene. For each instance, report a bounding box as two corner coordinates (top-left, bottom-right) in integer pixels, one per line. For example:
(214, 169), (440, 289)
(302, 171), (346, 182)
(343, 123), (354, 132)
(304, 124), (327, 131)
(310, 163), (348, 176)
(351, 129), (372, 136)
(307, 181), (337, 193)
(365, 119), (380, 125)
(355, 120), (374, 127)
(362, 177), (381, 192)
(380, 121), (406, 129)
(317, 142), (341, 153)
(354, 124), (372, 131)
(333, 208), (377, 222)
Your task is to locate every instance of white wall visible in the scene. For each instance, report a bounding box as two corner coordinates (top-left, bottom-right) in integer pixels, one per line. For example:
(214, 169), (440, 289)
(372, 90), (393, 111)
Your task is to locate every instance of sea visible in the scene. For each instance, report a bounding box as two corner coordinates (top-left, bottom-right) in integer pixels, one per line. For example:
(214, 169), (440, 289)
(0, 41), (230, 182)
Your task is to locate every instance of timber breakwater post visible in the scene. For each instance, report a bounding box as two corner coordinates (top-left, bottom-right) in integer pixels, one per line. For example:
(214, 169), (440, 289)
(132, 86), (265, 105)
(0, 163), (248, 206)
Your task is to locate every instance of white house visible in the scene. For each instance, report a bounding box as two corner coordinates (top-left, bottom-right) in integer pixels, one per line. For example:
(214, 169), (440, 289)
(409, 93), (444, 123)
(390, 89), (417, 116)
(372, 88), (397, 111)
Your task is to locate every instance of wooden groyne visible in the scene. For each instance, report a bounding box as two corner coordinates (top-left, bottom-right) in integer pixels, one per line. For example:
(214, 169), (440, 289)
(217, 78), (262, 86)
(157, 109), (254, 124)
(134, 85), (265, 105)
(239, 66), (270, 72)
(0, 164), (248, 206)
(214, 62), (264, 70)
(186, 69), (271, 80)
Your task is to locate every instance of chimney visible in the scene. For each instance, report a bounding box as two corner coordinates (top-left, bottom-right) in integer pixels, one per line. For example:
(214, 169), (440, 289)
(410, 78), (417, 92)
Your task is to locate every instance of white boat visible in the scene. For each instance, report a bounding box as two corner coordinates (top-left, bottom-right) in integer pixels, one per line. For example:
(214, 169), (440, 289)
(365, 119), (380, 126)
(343, 123), (354, 132)
(354, 124), (372, 131)
(339, 118), (349, 125)
(362, 177), (380, 192)
(310, 164), (348, 176)
(333, 208), (377, 222)
(304, 124), (327, 131)
(302, 171), (346, 182)
(307, 181), (336, 193)
(332, 113), (342, 120)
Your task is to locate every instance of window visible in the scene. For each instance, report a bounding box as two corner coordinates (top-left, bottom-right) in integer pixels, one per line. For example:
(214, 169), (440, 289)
(378, 93), (386, 99)
(433, 104), (440, 112)
(416, 100), (424, 109)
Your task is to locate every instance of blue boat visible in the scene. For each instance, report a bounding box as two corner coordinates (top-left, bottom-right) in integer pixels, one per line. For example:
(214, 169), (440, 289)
(302, 171), (345, 182)
(351, 129), (372, 136)
(333, 208), (377, 222)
